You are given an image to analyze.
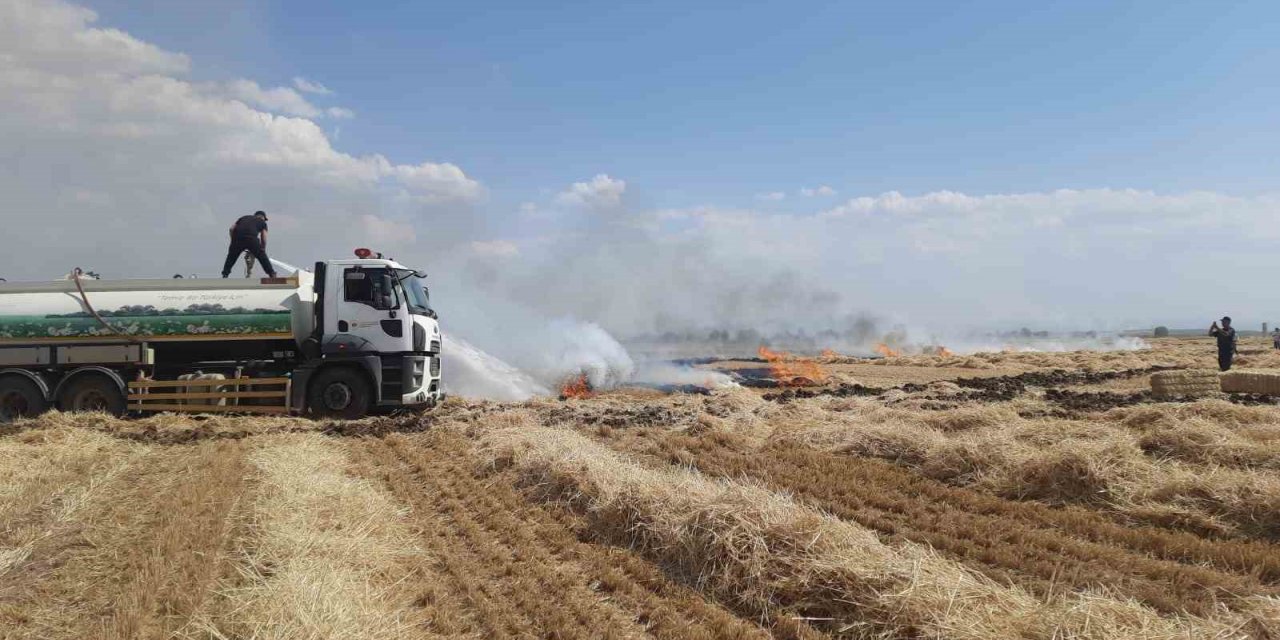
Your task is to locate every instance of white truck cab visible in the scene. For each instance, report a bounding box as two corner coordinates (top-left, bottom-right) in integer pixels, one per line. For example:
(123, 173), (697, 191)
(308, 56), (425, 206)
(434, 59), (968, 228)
(299, 252), (443, 416)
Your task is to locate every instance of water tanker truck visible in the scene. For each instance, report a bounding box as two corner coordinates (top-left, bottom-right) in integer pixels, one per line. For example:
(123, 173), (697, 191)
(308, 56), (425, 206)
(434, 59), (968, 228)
(0, 250), (442, 421)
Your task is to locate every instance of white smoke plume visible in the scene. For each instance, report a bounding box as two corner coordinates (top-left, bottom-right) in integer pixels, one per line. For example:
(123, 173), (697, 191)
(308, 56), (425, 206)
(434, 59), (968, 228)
(631, 363), (738, 389)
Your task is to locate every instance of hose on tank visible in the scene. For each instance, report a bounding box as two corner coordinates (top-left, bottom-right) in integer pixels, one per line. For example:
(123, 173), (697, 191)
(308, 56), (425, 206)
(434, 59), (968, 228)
(71, 268), (142, 343)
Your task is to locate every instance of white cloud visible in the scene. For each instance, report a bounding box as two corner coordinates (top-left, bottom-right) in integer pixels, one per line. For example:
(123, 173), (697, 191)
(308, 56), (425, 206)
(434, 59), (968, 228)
(360, 214), (417, 246)
(292, 76), (333, 95)
(0, 0), (189, 76)
(225, 78), (324, 118)
(222, 81), (353, 120)
(0, 0), (482, 281)
(755, 191), (786, 201)
(554, 174), (626, 210)
(390, 162), (484, 202)
(800, 185), (836, 197)
(469, 240), (520, 257)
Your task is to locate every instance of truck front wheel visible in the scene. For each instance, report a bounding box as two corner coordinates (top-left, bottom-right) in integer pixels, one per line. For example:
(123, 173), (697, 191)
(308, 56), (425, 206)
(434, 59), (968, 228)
(57, 375), (126, 417)
(308, 367), (371, 419)
(0, 376), (48, 422)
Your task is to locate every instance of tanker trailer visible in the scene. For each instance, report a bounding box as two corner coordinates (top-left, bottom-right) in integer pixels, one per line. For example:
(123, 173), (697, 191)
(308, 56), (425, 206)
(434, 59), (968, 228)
(0, 251), (442, 421)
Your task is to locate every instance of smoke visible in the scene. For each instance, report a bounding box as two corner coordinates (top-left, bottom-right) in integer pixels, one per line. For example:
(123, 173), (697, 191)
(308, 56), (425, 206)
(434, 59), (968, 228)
(530, 319), (635, 389)
(435, 184), (859, 397)
(631, 363), (738, 389)
(945, 335), (1150, 355)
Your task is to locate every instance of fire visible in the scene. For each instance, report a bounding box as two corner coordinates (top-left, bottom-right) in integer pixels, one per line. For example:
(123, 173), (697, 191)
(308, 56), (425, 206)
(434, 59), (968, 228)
(874, 343), (900, 358)
(757, 345), (788, 362)
(820, 348), (840, 359)
(559, 373), (593, 399)
(922, 344), (955, 358)
(757, 345), (785, 361)
(757, 346), (828, 386)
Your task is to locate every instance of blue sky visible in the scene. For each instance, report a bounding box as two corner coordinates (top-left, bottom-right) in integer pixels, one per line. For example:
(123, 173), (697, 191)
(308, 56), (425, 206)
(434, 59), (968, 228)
(6, 0), (1280, 336)
(81, 0), (1280, 207)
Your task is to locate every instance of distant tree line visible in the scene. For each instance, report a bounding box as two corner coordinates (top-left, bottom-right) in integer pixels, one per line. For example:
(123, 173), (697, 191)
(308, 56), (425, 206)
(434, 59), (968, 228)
(46, 304), (288, 318)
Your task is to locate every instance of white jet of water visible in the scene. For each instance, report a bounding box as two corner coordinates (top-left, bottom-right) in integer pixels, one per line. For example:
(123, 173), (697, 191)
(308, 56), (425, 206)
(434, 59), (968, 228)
(440, 333), (551, 400)
(269, 258), (303, 274)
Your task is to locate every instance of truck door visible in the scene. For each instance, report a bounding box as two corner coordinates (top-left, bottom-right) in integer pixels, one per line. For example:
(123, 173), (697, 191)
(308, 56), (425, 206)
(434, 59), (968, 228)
(326, 267), (407, 354)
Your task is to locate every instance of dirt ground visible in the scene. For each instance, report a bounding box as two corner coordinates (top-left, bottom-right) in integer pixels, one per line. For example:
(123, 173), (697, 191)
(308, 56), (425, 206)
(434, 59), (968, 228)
(2, 337), (1278, 639)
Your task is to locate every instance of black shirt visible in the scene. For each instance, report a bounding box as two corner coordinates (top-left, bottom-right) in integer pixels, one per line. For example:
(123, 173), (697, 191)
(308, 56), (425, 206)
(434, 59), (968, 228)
(1211, 326), (1237, 353)
(232, 215), (268, 239)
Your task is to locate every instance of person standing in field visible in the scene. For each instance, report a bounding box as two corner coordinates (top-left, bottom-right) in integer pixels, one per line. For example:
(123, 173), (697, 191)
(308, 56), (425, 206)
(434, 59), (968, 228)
(1210, 316), (1238, 371)
(1271, 327), (1280, 350)
(221, 211), (277, 279)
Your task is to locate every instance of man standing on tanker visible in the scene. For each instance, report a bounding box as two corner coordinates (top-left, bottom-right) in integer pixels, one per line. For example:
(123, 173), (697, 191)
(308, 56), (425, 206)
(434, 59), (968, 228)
(1209, 316), (1238, 371)
(221, 211), (278, 278)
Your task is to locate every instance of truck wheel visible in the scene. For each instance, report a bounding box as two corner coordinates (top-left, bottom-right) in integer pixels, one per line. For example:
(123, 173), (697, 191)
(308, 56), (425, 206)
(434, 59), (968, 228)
(58, 375), (126, 417)
(308, 367), (371, 419)
(0, 376), (47, 422)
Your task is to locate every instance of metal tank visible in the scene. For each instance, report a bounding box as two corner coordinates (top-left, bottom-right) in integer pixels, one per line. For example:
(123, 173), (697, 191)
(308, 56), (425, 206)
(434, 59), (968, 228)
(0, 273), (314, 346)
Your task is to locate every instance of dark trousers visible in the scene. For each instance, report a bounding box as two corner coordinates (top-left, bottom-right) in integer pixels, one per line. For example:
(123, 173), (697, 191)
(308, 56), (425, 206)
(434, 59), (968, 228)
(222, 236), (276, 277)
(1219, 351), (1234, 372)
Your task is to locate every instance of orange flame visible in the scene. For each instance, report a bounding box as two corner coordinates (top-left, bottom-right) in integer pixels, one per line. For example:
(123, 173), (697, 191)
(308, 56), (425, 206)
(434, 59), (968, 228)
(938, 346), (955, 358)
(874, 343), (900, 358)
(757, 346), (827, 386)
(559, 373), (593, 399)
(757, 345), (785, 361)
(820, 348), (840, 359)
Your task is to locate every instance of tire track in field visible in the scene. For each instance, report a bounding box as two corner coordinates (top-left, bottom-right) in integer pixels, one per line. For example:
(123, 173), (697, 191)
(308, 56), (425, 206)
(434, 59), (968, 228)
(0, 439), (248, 640)
(191, 435), (445, 640)
(611, 430), (1280, 617)
(350, 431), (784, 640)
(354, 434), (645, 639)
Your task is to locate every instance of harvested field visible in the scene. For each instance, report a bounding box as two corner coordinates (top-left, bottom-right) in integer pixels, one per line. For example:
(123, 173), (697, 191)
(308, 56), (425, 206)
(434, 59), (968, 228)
(4, 339), (1280, 638)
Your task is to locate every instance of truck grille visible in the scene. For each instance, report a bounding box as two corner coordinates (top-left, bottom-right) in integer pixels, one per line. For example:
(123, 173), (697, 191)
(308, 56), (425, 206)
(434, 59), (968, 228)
(430, 339), (440, 354)
(413, 323), (427, 351)
(381, 355), (403, 401)
(429, 356), (440, 376)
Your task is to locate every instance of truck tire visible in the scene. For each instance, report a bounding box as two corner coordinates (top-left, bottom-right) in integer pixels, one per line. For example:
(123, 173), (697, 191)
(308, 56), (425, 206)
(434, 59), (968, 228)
(308, 367), (371, 419)
(58, 375), (126, 417)
(0, 376), (48, 422)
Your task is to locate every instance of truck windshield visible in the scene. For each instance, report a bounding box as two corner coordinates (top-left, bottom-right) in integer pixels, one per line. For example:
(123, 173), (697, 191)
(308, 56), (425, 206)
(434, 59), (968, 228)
(395, 270), (433, 316)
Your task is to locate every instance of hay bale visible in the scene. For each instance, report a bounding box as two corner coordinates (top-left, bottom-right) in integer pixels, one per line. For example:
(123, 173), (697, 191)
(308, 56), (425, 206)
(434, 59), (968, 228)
(1150, 370), (1220, 398)
(178, 372), (227, 406)
(1220, 369), (1280, 395)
